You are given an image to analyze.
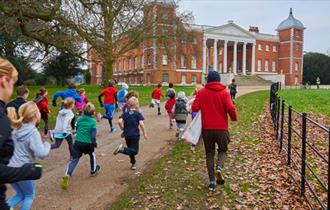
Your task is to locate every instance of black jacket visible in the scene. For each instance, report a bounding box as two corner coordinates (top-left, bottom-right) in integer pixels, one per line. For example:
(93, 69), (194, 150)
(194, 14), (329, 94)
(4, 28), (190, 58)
(0, 100), (42, 210)
(5, 97), (26, 114)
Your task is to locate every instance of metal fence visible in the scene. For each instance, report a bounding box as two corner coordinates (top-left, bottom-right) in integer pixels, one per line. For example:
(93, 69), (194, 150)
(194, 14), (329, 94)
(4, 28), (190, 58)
(270, 82), (330, 209)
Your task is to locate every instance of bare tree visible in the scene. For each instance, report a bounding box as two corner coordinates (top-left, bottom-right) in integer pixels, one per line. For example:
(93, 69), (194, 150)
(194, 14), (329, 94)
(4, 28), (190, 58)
(0, 0), (194, 81)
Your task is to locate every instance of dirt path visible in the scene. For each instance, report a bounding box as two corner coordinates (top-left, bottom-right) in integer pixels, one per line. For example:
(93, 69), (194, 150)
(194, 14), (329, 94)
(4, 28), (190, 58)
(8, 86), (269, 210)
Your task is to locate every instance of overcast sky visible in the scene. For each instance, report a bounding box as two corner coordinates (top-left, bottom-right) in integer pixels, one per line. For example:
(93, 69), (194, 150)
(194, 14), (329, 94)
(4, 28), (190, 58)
(177, 0), (330, 54)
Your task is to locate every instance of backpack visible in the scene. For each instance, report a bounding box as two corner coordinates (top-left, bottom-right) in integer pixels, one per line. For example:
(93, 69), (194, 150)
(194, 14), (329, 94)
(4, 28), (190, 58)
(117, 89), (127, 103)
(174, 99), (188, 121)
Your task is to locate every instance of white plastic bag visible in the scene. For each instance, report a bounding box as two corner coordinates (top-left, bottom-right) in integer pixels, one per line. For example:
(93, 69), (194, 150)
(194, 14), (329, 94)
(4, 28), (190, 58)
(182, 111), (202, 145)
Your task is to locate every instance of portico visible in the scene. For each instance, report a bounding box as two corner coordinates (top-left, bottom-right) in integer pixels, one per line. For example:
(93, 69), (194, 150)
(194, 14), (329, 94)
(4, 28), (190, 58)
(202, 21), (256, 76)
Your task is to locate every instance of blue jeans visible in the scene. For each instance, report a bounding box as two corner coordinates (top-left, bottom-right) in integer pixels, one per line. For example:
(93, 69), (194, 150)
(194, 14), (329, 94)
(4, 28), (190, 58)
(7, 180), (35, 210)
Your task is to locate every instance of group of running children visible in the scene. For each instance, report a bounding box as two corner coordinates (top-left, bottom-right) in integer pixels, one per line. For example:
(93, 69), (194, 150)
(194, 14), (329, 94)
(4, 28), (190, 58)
(4, 79), (237, 210)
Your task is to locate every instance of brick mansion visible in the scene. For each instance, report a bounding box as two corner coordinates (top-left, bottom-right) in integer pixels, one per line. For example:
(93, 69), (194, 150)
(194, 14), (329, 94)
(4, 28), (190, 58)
(88, 0), (305, 86)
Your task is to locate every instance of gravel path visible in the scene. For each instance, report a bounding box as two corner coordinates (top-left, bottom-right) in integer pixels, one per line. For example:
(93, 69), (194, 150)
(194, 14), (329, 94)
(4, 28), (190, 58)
(8, 86), (269, 210)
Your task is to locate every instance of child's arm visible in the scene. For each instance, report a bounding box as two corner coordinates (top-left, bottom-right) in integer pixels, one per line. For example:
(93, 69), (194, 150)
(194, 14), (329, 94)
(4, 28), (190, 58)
(118, 118), (124, 131)
(98, 94), (104, 107)
(29, 131), (51, 158)
(139, 120), (148, 140)
(90, 127), (97, 148)
(52, 91), (64, 106)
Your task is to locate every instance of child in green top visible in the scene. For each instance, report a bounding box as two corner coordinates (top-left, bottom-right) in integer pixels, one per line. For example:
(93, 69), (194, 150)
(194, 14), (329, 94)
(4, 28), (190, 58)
(61, 102), (100, 190)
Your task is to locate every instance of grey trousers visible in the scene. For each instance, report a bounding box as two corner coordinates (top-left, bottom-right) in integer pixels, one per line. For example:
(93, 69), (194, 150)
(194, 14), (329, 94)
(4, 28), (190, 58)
(202, 130), (230, 182)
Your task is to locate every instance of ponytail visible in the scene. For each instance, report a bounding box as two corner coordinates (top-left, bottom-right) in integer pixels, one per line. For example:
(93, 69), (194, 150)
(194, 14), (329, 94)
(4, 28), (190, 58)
(7, 107), (23, 129)
(7, 101), (39, 129)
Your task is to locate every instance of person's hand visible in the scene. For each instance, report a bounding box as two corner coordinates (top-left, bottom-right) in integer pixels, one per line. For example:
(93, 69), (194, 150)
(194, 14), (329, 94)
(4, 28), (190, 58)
(52, 100), (56, 107)
(143, 134), (148, 140)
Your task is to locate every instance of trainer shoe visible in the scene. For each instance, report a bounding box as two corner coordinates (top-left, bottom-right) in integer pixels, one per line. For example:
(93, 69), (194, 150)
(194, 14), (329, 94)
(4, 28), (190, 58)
(216, 166), (225, 185)
(61, 175), (70, 190)
(131, 163), (137, 170)
(111, 127), (117, 133)
(208, 181), (216, 191)
(113, 144), (123, 155)
(91, 165), (101, 177)
(158, 112), (161, 115)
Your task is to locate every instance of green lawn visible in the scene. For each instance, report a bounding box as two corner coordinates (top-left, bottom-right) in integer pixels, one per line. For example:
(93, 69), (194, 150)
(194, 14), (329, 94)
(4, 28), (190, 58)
(15, 85), (195, 128)
(278, 89), (330, 117)
(110, 91), (269, 209)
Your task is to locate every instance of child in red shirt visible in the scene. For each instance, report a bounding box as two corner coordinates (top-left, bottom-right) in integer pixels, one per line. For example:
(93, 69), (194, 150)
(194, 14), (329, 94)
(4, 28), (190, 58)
(164, 90), (176, 129)
(149, 83), (164, 115)
(34, 87), (50, 137)
(98, 80), (118, 133)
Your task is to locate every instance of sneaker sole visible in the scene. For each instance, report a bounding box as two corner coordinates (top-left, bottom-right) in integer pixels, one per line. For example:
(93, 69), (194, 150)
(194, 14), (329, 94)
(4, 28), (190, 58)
(216, 171), (225, 185)
(91, 165), (101, 177)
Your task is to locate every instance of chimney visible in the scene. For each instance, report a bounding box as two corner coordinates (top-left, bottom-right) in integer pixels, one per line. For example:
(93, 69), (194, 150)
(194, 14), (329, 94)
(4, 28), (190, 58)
(249, 26), (259, 33)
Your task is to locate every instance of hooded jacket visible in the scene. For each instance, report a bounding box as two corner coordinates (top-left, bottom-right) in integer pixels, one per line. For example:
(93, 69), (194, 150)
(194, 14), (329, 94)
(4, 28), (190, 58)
(9, 124), (50, 168)
(192, 82), (237, 131)
(0, 100), (42, 210)
(54, 109), (74, 133)
(52, 88), (82, 105)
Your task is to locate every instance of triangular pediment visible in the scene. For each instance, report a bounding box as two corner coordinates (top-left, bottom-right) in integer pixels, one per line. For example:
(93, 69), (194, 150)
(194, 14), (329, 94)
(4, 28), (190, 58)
(205, 23), (255, 38)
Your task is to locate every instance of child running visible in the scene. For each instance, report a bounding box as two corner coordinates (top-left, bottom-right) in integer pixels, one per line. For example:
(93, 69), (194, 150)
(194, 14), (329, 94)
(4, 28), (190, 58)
(228, 79), (237, 104)
(165, 83), (176, 99)
(75, 88), (89, 116)
(34, 87), (50, 138)
(117, 83), (129, 111)
(172, 91), (188, 140)
(114, 97), (148, 170)
(98, 80), (118, 133)
(50, 98), (75, 159)
(149, 83), (164, 115)
(164, 90), (176, 129)
(5, 85), (29, 115)
(61, 102), (100, 190)
(7, 102), (50, 210)
(122, 91), (141, 113)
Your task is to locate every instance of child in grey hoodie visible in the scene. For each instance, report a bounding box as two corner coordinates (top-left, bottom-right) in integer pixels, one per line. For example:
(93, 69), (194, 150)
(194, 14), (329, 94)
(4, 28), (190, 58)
(50, 97), (75, 159)
(7, 101), (50, 210)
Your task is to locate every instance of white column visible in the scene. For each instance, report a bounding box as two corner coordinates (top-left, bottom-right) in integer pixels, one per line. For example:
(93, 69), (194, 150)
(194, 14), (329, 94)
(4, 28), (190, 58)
(223, 40), (228, 73)
(202, 37), (207, 73)
(213, 39), (218, 71)
(251, 43), (256, 75)
(242, 42), (247, 75)
(233, 41), (237, 75)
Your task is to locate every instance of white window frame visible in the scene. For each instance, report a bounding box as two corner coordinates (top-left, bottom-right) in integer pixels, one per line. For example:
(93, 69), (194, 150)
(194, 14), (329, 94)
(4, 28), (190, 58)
(219, 49), (222, 55)
(295, 62), (299, 72)
(266, 45), (270, 52)
(273, 46), (277, 52)
(258, 44), (262, 51)
(257, 59), (262, 71)
(265, 60), (269, 71)
(147, 54), (151, 65)
(181, 75), (187, 84)
(296, 43), (299, 51)
(134, 56), (138, 69)
(162, 54), (168, 65)
(272, 61), (276, 72)
(181, 55), (187, 68)
(162, 73), (169, 83)
(191, 74), (197, 84)
(191, 55), (197, 69)
(192, 37), (197, 44)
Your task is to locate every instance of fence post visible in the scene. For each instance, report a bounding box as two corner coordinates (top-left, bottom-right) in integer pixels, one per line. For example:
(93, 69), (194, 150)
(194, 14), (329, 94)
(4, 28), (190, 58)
(288, 105), (292, 166)
(280, 100), (285, 151)
(301, 113), (307, 196)
(276, 96), (281, 140)
(328, 129), (330, 209)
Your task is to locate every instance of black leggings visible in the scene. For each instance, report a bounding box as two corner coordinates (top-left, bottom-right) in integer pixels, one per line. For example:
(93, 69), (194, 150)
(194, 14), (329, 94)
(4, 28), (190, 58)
(40, 110), (48, 135)
(50, 135), (74, 158)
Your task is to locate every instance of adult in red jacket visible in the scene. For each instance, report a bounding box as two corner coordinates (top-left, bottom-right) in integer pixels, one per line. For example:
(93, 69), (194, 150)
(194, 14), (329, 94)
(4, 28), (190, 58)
(192, 71), (237, 191)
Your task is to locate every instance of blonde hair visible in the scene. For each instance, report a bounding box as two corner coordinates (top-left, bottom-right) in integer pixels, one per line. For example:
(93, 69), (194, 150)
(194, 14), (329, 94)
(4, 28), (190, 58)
(84, 102), (95, 116)
(0, 58), (18, 82)
(191, 84), (203, 96)
(79, 88), (85, 94)
(63, 97), (75, 109)
(128, 96), (139, 109)
(7, 101), (39, 129)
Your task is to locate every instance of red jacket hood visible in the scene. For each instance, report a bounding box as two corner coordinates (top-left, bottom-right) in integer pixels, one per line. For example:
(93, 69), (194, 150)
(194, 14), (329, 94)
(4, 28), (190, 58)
(205, 82), (226, 92)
